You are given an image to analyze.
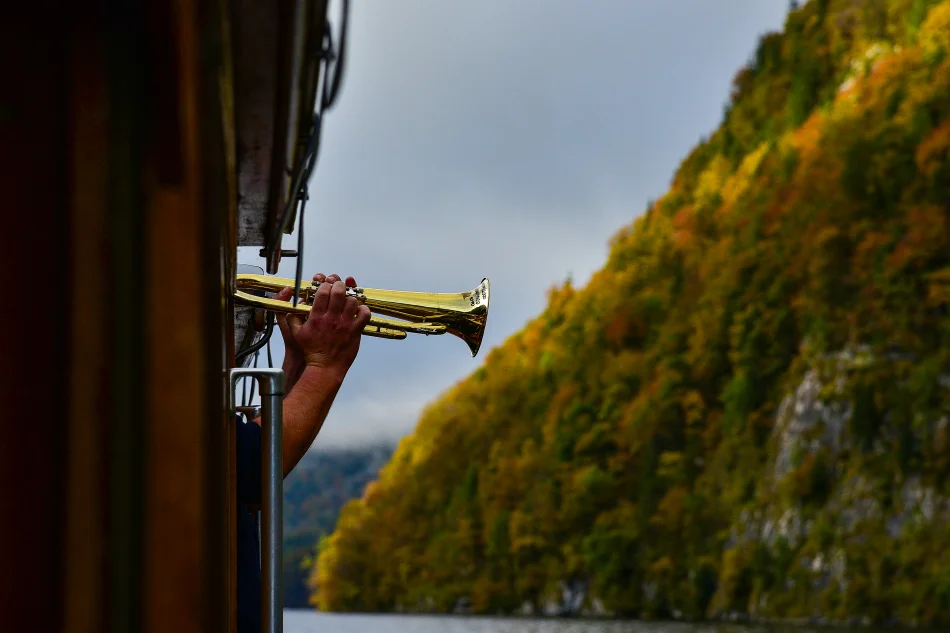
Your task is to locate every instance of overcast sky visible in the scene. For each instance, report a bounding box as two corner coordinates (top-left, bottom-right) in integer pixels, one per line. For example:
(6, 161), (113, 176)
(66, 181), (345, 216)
(238, 0), (792, 448)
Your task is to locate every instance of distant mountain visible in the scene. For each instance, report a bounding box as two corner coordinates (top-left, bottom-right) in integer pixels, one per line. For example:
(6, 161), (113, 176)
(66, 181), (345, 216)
(312, 0), (950, 627)
(282, 443), (393, 607)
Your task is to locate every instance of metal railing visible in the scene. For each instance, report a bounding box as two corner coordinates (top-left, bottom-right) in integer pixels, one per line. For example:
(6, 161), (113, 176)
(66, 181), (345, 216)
(230, 368), (285, 633)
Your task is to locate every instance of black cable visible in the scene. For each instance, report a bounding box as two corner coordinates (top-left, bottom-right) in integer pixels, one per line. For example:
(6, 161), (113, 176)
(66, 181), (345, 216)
(290, 77), (329, 306)
(235, 313), (276, 365)
(249, 349), (260, 402)
(247, 0), (349, 357)
(292, 192), (307, 308)
(266, 331), (274, 369)
(289, 21), (338, 303)
(266, 3), (347, 267)
(325, 0), (349, 108)
(275, 109), (322, 266)
(239, 116), (318, 366)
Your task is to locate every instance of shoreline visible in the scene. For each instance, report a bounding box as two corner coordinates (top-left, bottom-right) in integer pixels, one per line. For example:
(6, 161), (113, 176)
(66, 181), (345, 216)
(284, 608), (942, 632)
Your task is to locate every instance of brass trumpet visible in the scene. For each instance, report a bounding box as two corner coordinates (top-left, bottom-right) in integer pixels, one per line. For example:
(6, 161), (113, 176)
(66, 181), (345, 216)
(235, 274), (490, 357)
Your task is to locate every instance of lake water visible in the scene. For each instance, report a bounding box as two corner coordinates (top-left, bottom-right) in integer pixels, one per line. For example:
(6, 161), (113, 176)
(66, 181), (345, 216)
(283, 610), (853, 633)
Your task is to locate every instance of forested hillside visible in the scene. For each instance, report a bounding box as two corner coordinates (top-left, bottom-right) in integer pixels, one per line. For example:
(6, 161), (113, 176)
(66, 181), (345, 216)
(281, 444), (393, 607)
(312, 0), (950, 625)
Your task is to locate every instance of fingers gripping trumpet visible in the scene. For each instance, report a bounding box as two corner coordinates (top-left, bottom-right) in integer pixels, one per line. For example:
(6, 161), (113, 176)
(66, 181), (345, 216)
(235, 274), (490, 357)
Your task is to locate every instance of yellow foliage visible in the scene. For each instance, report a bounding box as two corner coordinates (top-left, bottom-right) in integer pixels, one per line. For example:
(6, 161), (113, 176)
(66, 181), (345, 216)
(720, 141), (770, 211)
(694, 154), (732, 208)
(657, 452), (685, 481)
(682, 390), (706, 428)
(648, 555), (674, 576)
(651, 485), (688, 529)
(919, 2), (950, 61)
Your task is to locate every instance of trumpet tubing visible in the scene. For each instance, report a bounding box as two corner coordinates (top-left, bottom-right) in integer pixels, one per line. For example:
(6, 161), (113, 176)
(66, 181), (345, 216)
(235, 274), (490, 357)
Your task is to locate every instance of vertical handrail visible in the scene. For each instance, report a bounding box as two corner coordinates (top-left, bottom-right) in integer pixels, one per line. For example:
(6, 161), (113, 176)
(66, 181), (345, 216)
(230, 368), (284, 633)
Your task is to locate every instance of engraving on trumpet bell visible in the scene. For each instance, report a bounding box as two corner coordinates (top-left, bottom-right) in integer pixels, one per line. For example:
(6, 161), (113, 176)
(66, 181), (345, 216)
(469, 279), (489, 308)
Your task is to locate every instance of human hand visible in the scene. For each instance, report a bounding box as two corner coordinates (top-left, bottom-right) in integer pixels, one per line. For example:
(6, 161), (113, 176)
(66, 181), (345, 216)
(285, 272), (372, 376)
(272, 286), (306, 390)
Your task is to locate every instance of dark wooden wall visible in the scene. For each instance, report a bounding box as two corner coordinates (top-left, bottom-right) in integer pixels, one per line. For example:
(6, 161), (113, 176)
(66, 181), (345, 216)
(0, 1), (238, 631)
(0, 4), (70, 632)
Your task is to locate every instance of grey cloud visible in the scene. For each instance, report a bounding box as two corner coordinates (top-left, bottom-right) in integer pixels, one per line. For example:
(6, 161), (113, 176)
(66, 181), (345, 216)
(239, 0), (791, 447)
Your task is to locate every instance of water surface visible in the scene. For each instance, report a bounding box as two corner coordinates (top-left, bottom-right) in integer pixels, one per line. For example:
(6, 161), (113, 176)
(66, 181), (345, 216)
(284, 610), (852, 633)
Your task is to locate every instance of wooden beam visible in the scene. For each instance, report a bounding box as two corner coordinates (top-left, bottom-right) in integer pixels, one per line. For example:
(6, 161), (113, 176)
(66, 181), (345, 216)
(0, 6), (70, 632)
(141, 0), (235, 630)
(64, 6), (110, 632)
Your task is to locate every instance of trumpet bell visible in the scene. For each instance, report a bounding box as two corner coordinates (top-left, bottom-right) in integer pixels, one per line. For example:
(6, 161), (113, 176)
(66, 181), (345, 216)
(435, 277), (489, 358)
(234, 274), (490, 357)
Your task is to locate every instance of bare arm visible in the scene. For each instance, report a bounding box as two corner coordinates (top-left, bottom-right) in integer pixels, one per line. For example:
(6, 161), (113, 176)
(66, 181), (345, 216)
(265, 364), (344, 476)
(252, 272), (369, 477)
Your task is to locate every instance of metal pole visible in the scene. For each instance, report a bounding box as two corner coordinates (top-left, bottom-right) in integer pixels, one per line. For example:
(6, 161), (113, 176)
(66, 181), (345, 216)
(231, 368), (284, 633)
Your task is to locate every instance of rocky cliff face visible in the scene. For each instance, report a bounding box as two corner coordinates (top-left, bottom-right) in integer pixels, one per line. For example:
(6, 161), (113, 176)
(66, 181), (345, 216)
(718, 347), (950, 624)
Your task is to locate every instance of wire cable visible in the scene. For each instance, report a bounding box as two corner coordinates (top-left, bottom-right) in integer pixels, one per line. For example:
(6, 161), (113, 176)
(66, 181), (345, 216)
(266, 330), (274, 369)
(268, 1), (348, 272)
(240, 0), (349, 366)
(325, 0), (349, 108)
(249, 349), (260, 403)
(235, 313), (276, 365)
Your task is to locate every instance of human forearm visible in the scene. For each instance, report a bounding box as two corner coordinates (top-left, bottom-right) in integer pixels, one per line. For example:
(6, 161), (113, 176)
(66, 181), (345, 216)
(274, 364), (347, 476)
(282, 356), (306, 394)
